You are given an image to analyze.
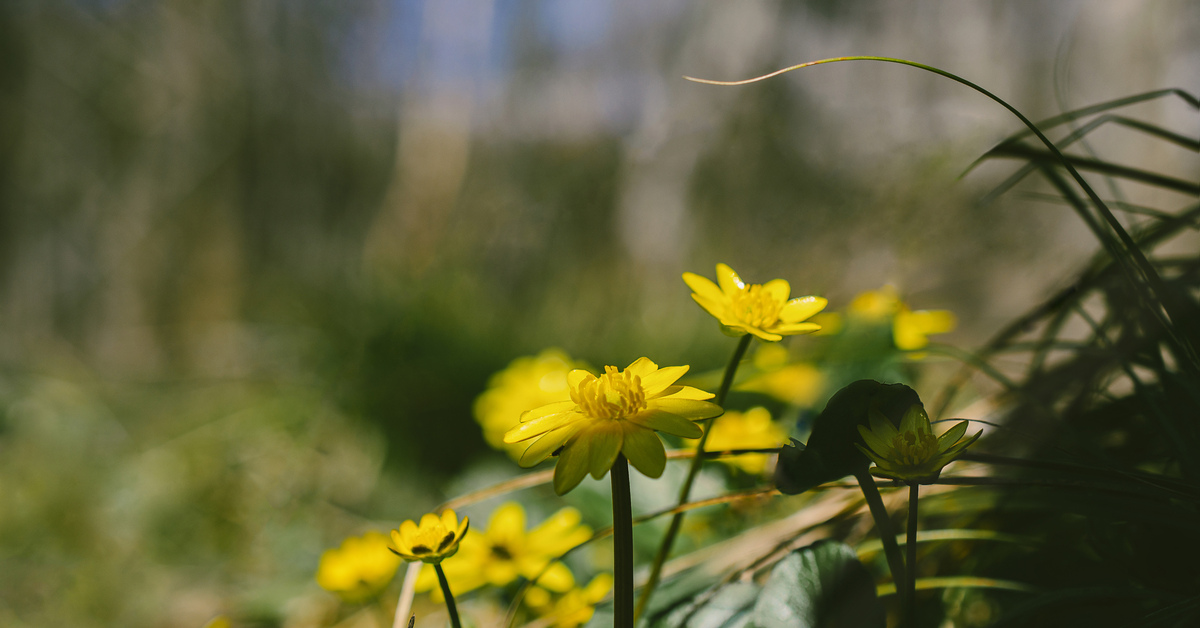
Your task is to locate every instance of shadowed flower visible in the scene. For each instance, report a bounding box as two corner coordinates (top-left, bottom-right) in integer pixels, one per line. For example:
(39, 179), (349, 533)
(683, 263), (826, 342)
(692, 407), (788, 475)
(416, 502), (592, 602)
(504, 357), (722, 494)
(856, 404), (981, 483)
(526, 574), (615, 628)
(388, 510), (470, 564)
(316, 531), (403, 602)
(474, 349), (584, 459)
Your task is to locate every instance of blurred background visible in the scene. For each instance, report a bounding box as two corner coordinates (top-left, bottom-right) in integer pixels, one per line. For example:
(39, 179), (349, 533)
(0, 0), (1196, 626)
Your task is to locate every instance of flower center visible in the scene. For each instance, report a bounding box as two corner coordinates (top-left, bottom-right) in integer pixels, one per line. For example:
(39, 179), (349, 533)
(571, 366), (647, 420)
(891, 430), (939, 467)
(729, 284), (783, 329)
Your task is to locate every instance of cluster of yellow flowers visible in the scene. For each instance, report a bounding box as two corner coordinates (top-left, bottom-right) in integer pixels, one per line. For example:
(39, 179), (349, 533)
(315, 263), (979, 627)
(413, 502), (591, 602)
(315, 531), (402, 602)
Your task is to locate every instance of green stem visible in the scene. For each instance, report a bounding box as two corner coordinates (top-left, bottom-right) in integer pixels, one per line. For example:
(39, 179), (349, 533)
(435, 563), (462, 628)
(635, 333), (752, 619)
(854, 469), (907, 608)
(612, 454), (634, 628)
(906, 483), (919, 628)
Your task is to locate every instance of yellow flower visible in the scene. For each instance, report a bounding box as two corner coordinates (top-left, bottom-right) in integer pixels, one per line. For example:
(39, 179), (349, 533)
(855, 404), (981, 483)
(504, 357), (722, 494)
(683, 263), (826, 342)
(315, 531), (402, 602)
(388, 510), (470, 564)
(736, 344), (825, 407)
(526, 574), (614, 628)
(893, 306), (957, 351)
(847, 285), (956, 350)
(415, 502), (591, 602)
(693, 407), (788, 475)
(474, 349), (583, 459)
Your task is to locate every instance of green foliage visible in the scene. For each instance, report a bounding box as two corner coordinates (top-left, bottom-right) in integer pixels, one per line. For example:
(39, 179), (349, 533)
(635, 541), (883, 628)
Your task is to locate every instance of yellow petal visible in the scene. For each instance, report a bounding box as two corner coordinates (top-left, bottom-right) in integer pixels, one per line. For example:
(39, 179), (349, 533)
(537, 561), (577, 592)
(621, 425), (666, 478)
(505, 410), (583, 443)
(488, 502), (525, 547)
(936, 420), (970, 450)
(640, 365), (689, 397)
(683, 272), (725, 304)
(519, 421), (586, 467)
(585, 573), (615, 601)
(857, 424), (892, 458)
(521, 400), (577, 423)
(744, 326), (783, 342)
(690, 293), (729, 322)
(650, 398), (724, 420)
(656, 385), (715, 401)
(553, 440), (591, 495)
(716, 263), (744, 295)
(630, 408), (704, 438)
(899, 404), (929, 434)
(762, 278), (791, 303)
(779, 296), (828, 323)
(567, 369), (593, 388)
(772, 322), (822, 335)
(418, 513), (441, 532)
(440, 510), (458, 534)
(625, 357), (659, 378)
(585, 422), (624, 480)
(867, 408), (898, 441)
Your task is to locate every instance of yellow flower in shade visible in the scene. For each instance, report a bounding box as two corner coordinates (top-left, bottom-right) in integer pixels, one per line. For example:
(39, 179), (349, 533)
(316, 531), (403, 602)
(474, 350), (583, 459)
(415, 502), (592, 602)
(526, 574), (615, 628)
(855, 404), (981, 483)
(388, 510), (469, 564)
(683, 263), (827, 342)
(693, 407), (788, 475)
(504, 358), (723, 495)
(893, 306), (957, 351)
(847, 285), (956, 351)
(736, 344), (825, 407)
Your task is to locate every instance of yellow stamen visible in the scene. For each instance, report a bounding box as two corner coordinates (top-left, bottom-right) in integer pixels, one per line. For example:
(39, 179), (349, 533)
(571, 366), (647, 420)
(891, 430), (938, 467)
(729, 284), (783, 328)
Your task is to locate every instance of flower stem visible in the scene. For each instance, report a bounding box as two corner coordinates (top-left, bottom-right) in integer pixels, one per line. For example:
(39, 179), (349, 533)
(853, 469), (907, 609)
(612, 454), (634, 628)
(435, 563), (462, 628)
(906, 483), (919, 628)
(635, 333), (752, 619)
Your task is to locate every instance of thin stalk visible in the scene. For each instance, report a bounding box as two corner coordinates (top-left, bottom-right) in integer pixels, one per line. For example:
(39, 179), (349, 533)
(612, 454), (634, 628)
(854, 469), (908, 607)
(906, 484), (920, 628)
(434, 563), (462, 628)
(635, 333), (752, 618)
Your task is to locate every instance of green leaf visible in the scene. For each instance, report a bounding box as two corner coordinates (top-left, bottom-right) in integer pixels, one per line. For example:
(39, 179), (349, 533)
(747, 540), (885, 628)
(775, 380), (920, 494)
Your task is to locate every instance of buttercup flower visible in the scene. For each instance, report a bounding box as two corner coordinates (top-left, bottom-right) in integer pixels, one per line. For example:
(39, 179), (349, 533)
(526, 574), (615, 628)
(474, 349), (583, 459)
(416, 502), (591, 601)
(736, 343), (825, 406)
(847, 285), (956, 350)
(683, 263), (826, 341)
(388, 510), (470, 564)
(855, 404), (981, 483)
(316, 531), (402, 602)
(692, 407), (788, 474)
(893, 306), (957, 351)
(504, 357), (722, 494)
